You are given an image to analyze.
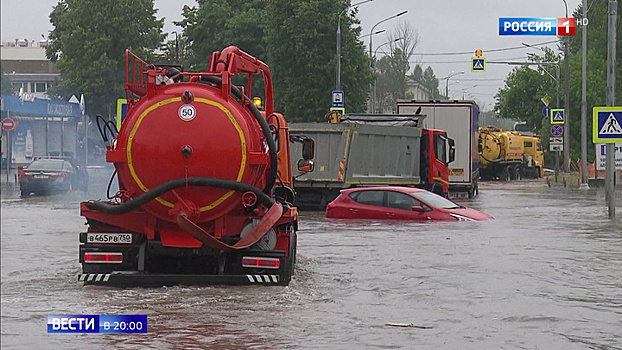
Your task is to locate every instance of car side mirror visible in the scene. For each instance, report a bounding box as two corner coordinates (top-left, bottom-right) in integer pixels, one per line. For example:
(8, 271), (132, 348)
(302, 138), (314, 160)
(412, 205), (424, 212)
(297, 159), (314, 173)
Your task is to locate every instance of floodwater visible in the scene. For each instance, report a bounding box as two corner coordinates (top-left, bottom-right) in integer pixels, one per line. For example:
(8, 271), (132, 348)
(2, 170), (622, 349)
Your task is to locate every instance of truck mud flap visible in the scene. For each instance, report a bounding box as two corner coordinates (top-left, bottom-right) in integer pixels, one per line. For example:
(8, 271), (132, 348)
(78, 272), (280, 287)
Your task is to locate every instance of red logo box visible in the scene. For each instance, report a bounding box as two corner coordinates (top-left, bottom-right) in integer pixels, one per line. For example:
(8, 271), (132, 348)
(557, 17), (576, 36)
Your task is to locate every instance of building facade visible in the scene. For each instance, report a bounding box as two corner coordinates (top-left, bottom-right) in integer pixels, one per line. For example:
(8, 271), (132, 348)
(1, 40), (59, 99)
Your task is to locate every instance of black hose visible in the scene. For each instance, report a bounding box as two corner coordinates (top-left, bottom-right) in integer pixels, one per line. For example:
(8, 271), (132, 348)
(85, 176), (274, 215)
(198, 76), (278, 196)
(267, 113), (280, 153)
(107, 169), (117, 199)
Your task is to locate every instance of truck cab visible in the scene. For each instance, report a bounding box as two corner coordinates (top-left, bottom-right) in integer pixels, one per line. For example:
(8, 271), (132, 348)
(421, 128), (455, 196)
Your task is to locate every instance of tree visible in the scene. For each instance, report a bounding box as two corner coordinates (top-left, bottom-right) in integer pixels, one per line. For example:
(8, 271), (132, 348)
(374, 22), (418, 112)
(46, 0), (164, 117)
(177, 0), (372, 121)
(158, 32), (191, 68)
(494, 51), (557, 135)
(264, 0), (372, 121)
(175, 1), (268, 100)
(407, 64), (442, 99)
(421, 66), (441, 99)
(496, 1), (620, 164)
(176, 1), (267, 71)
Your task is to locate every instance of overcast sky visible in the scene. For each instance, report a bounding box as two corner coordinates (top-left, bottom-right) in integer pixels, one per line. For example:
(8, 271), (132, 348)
(2, 0), (584, 111)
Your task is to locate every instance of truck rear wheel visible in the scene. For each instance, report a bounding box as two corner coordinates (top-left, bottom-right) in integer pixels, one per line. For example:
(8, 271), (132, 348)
(512, 165), (522, 180)
(278, 227), (297, 286)
(431, 182), (445, 197)
(501, 167), (511, 182)
(468, 180), (478, 198)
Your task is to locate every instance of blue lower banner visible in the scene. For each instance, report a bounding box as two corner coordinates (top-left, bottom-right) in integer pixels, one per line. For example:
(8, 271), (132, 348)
(47, 315), (147, 333)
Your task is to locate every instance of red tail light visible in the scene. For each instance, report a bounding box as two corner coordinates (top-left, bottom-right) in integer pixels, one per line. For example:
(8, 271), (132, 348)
(22, 172), (33, 177)
(242, 256), (280, 269)
(50, 171), (66, 178)
(84, 252), (123, 263)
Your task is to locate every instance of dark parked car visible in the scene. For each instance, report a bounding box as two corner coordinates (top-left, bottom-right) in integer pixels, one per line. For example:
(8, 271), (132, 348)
(20, 159), (88, 196)
(326, 186), (493, 221)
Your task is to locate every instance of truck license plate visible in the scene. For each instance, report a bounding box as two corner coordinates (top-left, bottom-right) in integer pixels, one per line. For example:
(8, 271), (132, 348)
(87, 233), (132, 244)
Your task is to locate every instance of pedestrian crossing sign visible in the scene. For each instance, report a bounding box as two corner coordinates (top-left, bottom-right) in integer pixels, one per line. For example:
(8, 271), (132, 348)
(550, 108), (565, 125)
(593, 106), (622, 143)
(471, 57), (486, 72)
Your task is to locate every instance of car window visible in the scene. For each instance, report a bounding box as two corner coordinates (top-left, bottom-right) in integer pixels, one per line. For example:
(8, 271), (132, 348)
(27, 160), (64, 171)
(351, 190), (384, 206)
(411, 190), (460, 209)
(386, 191), (418, 210)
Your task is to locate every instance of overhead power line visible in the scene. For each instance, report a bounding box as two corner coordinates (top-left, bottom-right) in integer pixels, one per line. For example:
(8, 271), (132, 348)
(412, 40), (559, 56)
(409, 56), (528, 64)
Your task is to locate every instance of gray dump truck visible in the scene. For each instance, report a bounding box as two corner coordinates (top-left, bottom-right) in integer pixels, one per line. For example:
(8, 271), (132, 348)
(289, 114), (454, 208)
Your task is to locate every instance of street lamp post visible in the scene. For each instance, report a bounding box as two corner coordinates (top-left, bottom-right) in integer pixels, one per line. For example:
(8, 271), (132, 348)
(372, 37), (402, 113)
(358, 30), (385, 40)
(171, 31), (179, 62)
(368, 10), (408, 112)
(337, 0), (375, 90)
(443, 71), (464, 98)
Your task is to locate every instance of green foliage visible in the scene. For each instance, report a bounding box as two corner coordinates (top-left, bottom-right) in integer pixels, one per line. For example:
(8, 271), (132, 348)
(46, 0), (164, 116)
(373, 22), (419, 112)
(375, 47), (410, 112)
(495, 1), (621, 163)
(178, 0), (373, 121)
(407, 64), (442, 99)
(411, 65), (423, 81)
(263, 0), (372, 121)
(177, 1), (267, 70)
(422, 66), (441, 98)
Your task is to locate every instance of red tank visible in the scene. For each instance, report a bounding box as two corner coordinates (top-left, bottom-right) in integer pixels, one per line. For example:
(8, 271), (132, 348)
(111, 81), (268, 223)
(78, 46), (314, 286)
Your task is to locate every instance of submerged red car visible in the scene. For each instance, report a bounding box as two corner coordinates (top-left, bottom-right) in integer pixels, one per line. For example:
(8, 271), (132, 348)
(326, 186), (493, 221)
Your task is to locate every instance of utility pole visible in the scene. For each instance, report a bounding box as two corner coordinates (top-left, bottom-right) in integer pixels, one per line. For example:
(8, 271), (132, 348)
(563, 0), (571, 172)
(606, 0), (617, 217)
(336, 0), (375, 91)
(580, 0), (589, 188)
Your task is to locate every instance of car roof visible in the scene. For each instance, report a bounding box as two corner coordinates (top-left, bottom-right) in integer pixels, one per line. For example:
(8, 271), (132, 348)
(340, 186), (424, 194)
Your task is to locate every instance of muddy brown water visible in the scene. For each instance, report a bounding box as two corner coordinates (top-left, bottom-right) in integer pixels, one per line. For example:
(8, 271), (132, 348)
(2, 173), (622, 349)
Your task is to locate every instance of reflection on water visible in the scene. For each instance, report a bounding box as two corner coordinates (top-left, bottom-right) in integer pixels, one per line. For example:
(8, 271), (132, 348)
(1, 180), (622, 349)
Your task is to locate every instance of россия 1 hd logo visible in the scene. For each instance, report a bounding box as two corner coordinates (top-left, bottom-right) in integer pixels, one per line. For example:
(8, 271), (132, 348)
(499, 18), (583, 36)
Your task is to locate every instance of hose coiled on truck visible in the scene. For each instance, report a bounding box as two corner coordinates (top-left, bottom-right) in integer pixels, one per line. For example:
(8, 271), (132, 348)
(479, 131), (504, 163)
(87, 75), (279, 215)
(85, 176), (275, 215)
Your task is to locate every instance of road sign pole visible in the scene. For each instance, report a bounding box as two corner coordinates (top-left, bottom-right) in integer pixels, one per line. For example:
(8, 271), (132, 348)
(555, 151), (559, 183)
(605, 0), (617, 217)
(6, 130), (10, 183)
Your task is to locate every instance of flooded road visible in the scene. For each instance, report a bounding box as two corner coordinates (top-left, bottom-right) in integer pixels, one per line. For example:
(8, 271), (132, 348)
(2, 171), (622, 349)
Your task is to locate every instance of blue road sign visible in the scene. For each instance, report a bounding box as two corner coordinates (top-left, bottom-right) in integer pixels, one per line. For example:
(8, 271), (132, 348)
(332, 90), (344, 108)
(593, 107), (622, 143)
(550, 108), (565, 125)
(471, 57), (486, 72)
(550, 124), (564, 137)
(542, 106), (551, 117)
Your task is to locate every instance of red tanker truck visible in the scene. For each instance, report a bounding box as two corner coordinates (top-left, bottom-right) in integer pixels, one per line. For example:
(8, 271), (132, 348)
(78, 46), (313, 286)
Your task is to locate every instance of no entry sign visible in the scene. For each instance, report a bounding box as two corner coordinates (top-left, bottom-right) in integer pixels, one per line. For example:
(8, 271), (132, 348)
(1, 118), (17, 131)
